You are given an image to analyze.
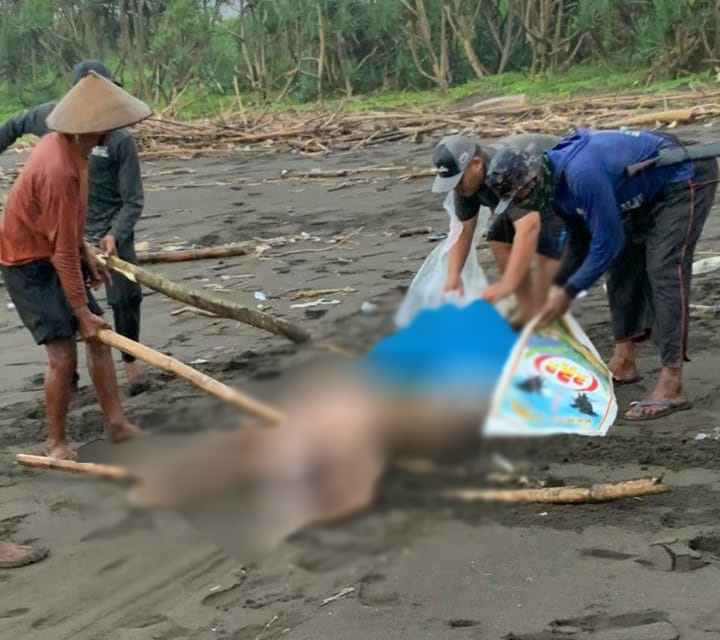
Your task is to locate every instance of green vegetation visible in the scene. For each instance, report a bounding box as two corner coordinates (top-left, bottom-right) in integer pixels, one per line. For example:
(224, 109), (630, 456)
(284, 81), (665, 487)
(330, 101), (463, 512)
(0, 1), (718, 122)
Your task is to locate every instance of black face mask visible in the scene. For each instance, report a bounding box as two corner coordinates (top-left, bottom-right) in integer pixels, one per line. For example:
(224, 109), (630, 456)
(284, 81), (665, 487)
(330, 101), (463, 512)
(517, 158), (553, 213)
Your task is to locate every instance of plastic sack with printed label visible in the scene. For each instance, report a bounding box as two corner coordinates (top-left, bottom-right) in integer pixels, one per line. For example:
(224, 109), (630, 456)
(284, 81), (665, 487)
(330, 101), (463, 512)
(394, 192), (492, 328)
(483, 313), (617, 437)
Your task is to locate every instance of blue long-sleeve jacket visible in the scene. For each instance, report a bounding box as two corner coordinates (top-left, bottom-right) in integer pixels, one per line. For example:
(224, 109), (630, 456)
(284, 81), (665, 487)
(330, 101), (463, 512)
(546, 129), (694, 297)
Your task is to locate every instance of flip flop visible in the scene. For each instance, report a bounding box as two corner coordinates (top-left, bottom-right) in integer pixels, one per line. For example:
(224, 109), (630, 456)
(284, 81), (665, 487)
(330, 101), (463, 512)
(624, 400), (693, 422)
(612, 376), (642, 386)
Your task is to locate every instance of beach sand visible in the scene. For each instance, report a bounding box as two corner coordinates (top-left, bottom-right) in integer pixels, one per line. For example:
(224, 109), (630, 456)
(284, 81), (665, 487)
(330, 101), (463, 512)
(2, 126), (720, 639)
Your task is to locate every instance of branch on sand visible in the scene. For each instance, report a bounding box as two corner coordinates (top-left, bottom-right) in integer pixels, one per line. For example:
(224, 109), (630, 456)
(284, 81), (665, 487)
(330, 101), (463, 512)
(441, 477), (668, 504)
(89, 245), (311, 344)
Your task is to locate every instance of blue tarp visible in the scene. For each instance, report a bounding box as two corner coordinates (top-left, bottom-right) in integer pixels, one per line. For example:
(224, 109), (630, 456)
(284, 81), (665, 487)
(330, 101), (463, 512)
(361, 300), (517, 398)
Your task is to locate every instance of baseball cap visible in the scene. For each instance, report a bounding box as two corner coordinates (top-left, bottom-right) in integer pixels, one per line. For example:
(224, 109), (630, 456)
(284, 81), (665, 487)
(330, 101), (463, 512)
(485, 145), (542, 215)
(431, 135), (477, 193)
(72, 60), (122, 87)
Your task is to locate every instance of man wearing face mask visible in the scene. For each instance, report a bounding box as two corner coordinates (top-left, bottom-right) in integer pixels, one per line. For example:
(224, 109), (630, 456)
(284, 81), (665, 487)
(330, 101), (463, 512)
(431, 134), (567, 326)
(485, 129), (719, 422)
(0, 60), (146, 390)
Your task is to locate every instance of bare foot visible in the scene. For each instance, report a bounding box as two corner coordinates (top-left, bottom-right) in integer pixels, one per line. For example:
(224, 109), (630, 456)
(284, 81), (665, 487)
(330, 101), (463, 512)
(124, 361), (145, 384)
(608, 342), (639, 382)
(44, 441), (77, 460)
(105, 421), (146, 443)
(0, 541), (49, 569)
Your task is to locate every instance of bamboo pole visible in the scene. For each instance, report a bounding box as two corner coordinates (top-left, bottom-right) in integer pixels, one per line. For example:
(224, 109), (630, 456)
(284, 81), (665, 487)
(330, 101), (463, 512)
(441, 477), (668, 504)
(16, 454), (137, 482)
(97, 329), (285, 424)
(90, 247), (311, 344)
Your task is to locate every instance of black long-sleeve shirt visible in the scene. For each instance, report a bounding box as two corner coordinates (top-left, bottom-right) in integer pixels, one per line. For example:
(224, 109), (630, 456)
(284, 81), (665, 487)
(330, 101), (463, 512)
(0, 102), (144, 244)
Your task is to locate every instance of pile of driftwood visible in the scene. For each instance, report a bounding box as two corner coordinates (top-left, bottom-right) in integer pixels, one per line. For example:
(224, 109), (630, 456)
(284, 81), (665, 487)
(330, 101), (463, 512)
(133, 88), (720, 159)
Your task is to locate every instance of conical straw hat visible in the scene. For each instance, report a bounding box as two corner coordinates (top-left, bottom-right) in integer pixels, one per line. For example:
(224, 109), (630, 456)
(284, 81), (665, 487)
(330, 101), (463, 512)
(47, 70), (152, 134)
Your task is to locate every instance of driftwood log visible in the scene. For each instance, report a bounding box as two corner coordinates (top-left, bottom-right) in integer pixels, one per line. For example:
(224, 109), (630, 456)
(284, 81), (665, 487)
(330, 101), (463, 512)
(136, 243), (257, 264)
(91, 247), (311, 344)
(98, 329), (285, 424)
(605, 107), (698, 129)
(442, 477), (668, 504)
(14, 453), (669, 508)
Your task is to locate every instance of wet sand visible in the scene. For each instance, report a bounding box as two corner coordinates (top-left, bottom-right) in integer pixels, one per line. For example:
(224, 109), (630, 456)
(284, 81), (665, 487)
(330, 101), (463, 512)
(2, 125), (720, 639)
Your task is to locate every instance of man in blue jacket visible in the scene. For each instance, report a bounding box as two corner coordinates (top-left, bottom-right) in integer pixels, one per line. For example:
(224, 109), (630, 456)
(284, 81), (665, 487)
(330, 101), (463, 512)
(485, 129), (718, 421)
(0, 60), (146, 390)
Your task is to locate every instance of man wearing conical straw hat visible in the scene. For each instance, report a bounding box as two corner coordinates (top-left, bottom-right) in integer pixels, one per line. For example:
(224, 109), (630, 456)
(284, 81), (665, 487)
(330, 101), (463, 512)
(0, 61), (149, 392)
(0, 72), (151, 460)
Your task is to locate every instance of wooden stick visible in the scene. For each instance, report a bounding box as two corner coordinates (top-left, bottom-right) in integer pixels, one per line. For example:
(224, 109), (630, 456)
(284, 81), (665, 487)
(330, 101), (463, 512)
(441, 477), (668, 504)
(287, 286), (356, 301)
(91, 247), (311, 344)
(97, 329), (285, 424)
(16, 454), (137, 482)
(137, 243), (255, 264)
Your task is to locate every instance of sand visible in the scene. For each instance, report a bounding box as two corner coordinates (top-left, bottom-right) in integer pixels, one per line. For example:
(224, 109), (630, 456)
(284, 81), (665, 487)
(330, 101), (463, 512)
(2, 125), (720, 639)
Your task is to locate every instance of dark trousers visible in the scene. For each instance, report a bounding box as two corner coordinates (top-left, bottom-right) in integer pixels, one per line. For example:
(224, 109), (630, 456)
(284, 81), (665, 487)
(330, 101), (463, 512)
(108, 235), (143, 363)
(606, 158), (718, 366)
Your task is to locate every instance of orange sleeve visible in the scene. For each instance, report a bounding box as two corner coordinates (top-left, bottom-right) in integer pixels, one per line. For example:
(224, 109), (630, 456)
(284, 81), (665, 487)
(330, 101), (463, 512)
(42, 171), (88, 311)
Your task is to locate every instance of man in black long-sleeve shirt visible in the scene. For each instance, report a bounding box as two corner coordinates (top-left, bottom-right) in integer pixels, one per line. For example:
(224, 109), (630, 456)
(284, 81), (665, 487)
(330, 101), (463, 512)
(0, 60), (146, 388)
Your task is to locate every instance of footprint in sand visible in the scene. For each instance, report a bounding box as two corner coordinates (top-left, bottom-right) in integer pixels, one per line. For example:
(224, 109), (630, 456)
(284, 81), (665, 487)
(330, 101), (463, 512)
(97, 557), (129, 574)
(689, 533), (720, 558)
(357, 572), (401, 607)
(581, 541), (713, 573)
(201, 577), (246, 610)
(81, 511), (157, 542)
(445, 618), (481, 629)
(0, 608), (29, 619)
(579, 548), (636, 561)
(505, 610), (678, 640)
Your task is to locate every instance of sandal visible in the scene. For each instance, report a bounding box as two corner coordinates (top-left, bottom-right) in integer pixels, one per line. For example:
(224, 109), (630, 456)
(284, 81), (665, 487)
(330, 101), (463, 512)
(612, 375), (642, 386)
(624, 400), (693, 422)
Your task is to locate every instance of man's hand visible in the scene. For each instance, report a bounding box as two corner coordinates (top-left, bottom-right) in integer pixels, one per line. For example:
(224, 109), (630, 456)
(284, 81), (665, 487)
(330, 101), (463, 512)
(443, 272), (465, 298)
(76, 309), (110, 342)
(99, 235), (117, 257)
(86, 252), (111, 290)
(481, 280), (512, 305)
(537, 286), (572, 328)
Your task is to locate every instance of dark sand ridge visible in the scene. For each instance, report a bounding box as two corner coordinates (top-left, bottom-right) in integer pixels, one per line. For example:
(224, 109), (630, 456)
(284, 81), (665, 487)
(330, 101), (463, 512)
(1, 123), (720, 639)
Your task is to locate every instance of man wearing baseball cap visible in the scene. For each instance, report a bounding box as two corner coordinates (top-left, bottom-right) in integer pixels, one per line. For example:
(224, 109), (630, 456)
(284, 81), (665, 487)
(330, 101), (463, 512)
(484, 128), (719, 421)
(0, 71), (150, 459)
(431, 133), (567, 326)
(0, 60), (148, 392)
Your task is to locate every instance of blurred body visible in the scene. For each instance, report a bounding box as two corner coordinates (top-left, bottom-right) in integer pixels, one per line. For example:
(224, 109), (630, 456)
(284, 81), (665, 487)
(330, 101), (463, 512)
(129, 359), (487, 534)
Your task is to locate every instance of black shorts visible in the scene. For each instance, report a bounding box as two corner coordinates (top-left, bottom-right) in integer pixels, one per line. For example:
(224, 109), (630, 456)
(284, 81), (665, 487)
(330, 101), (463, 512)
(486, 210), (568, 259)
(1, 260), (103, 345)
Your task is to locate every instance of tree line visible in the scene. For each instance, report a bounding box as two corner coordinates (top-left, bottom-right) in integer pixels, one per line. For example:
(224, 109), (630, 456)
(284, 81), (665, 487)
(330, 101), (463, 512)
(1, 0), (720, 109)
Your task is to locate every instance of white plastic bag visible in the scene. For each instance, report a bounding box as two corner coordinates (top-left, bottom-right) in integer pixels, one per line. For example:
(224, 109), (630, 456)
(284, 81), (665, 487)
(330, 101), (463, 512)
(395, 193), (492, 328)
